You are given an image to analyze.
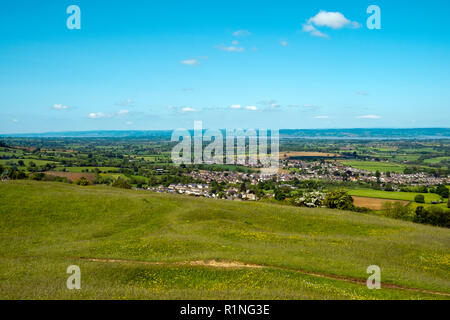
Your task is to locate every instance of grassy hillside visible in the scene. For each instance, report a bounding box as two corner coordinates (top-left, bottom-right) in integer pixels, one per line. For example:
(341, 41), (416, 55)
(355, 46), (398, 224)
(0, 181), (449, 300)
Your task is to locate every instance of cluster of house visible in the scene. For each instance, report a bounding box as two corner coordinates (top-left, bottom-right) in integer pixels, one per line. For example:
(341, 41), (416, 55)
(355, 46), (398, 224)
(147, 183), (257, 201)
(284, 160), (450, 186)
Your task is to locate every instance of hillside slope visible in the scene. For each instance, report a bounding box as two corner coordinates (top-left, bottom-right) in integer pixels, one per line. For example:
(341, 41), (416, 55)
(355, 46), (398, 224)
(0, 181), (449, 299)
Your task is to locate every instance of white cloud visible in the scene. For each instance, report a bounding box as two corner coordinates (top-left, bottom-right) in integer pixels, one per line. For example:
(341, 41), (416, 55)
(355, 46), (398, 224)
(53, 104), (69, 110)
(357, 91), (369, 96)
(280, 40), (288, 46)
(181, 107), (196, 113)
(303, 10), (361, 38)
(356, 114), (381, 119)
(180, 59), (199, 66)
(216, 44), (245, 52)
(302, 23), (329, 38)
(245, 105), (257, 111)
(12, 119), (18, 123)
(230, 104), (242, 109)
(126, 121), (134, 125)
(232, 30), (251, 37)
(88, 112), (108, 119)
(232, 40), (239, 45)
(117, 109), (129, 116)
(308, 10), (361, 29)
(313, 115), (329, 119)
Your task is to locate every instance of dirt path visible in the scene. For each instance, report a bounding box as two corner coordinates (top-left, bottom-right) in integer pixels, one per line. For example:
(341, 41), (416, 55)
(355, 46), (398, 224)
(79, 257), (450, 297)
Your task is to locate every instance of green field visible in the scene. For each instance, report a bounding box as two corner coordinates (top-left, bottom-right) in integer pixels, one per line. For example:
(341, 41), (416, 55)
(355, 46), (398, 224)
(341, 160), (407, 173)
(0, 181), (449, 300)
(0, 159), (58, 167)
(54, 166), (120, 173)
(424, 157), (450, 164)
(347, 189), (442, 203)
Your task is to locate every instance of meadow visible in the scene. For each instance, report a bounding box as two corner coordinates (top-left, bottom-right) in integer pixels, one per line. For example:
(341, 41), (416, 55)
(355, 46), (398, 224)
(347, 189), (442, 203)
(0, 181), (449, 300)
(340, 160), (407, 173)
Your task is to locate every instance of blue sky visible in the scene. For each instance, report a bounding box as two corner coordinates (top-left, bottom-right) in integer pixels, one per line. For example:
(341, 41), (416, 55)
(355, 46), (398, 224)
(1, 0), (449, 133)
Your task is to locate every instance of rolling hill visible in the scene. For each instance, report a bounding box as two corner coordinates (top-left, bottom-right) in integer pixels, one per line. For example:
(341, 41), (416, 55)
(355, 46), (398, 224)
(0, 181), (449, 299)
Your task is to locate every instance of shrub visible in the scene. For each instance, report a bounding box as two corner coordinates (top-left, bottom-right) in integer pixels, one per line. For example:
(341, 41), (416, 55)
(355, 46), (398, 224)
(382, 202), (411, 220)
(293, 191), (325, 208)
(414, 194), (425, 203)
(112, 177), (131, 189)
(75, 177), (90, 186)
(31, 172), (45, 181)
(323, 189), (354, 210)
(435, 185), (449, 198)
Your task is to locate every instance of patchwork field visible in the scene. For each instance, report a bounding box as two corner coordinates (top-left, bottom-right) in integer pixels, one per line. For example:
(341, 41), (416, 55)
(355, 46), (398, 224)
(341, 160), (407, 173)
(347, 189), (442, 203)
(352, 196), (409, 210)
(45, 171), (96, 183)
(0, 181), (449, 300)
(282, 151), (340, 159)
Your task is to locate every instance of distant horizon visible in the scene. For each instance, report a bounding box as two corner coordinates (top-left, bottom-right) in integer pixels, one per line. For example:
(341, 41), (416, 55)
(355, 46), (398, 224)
(2, 127), (449, 139)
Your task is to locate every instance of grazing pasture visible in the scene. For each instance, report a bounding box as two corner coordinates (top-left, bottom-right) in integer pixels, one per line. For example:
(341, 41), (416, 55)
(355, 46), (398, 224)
(347, 189), (442, 203)
(0, 181), (449, 300)
(341, 160), (406, 173)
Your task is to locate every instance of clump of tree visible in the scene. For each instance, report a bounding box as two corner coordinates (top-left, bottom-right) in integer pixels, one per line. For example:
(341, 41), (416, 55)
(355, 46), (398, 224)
(414, 206), (449, 228)
(382, 202), (412, 220)
(414, 194), (425, 203)
(323, 189), (354, 210)
(112, 177), (131, 189)
(1, 166), (27, 180)
(431, 185), (449, 198)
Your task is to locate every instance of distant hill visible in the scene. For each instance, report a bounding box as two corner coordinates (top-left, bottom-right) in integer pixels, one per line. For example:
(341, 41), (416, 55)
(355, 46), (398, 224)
(1, 128), (449, 139)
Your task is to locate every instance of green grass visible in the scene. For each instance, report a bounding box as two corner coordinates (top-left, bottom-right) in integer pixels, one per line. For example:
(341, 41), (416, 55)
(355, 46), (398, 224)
(0, 159), (58, 167)
(424, 157), (450, 164)
(341, 160), (407, 173)
(0, 181), (449, 300)
(347, 189), (442, 203)
(54, 166), (120, 173)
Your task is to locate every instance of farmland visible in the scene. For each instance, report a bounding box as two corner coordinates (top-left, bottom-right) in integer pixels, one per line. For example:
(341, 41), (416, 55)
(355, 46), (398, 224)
(340, 160), (407, 173)
(347, 189), (442, 203)
(351, 196), (409, 210)
(1, 181), (449, 300)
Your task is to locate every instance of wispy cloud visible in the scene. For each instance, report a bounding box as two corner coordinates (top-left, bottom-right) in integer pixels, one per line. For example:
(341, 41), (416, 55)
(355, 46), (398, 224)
(313, 115), (329, 119)
(245, 105), (257, 111)
(302, 23), (329, 38)
(230, 104), (242, 109)
(280, 40), (288, 47)
(180, 58), (200, 66)
(88, 112), (110, 119)
(88, 109), (130, 119)
(115, 99), (135, 107)
(216, 44), (245, 52)
(181, 107), (197, 113)
(117, 109), (130, 115)
(356, 114), (381, 119)
(232, 30), (251, 37)
(52, 104), (69, 110)
(357, 91), (369, 96)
